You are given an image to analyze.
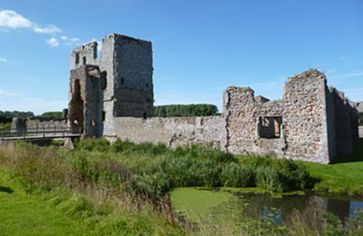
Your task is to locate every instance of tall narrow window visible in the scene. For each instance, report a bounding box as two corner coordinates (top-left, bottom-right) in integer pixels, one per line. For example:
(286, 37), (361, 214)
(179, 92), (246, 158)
(75, 53), (80, 65)
(101, 71), (107, 90)
(83, 56), (87, 65)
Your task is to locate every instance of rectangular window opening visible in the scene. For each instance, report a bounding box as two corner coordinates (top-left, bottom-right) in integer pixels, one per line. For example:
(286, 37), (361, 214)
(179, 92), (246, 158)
(258, 116), (282, 139)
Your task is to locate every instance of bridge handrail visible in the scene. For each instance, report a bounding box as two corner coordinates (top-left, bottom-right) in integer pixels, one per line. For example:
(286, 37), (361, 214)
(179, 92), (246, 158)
(0, 126), (82, 139)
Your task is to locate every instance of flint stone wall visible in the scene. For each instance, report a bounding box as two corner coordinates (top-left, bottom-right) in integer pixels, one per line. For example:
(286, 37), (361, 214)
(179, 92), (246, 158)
(69, 65), (104, 137)
(72, 35), (154, 138)
(224, 70), (331, 163)
(107, 116), (226, 149)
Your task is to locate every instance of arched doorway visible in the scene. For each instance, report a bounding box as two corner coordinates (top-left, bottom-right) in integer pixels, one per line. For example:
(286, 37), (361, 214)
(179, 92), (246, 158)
(69, 79), (84, 133)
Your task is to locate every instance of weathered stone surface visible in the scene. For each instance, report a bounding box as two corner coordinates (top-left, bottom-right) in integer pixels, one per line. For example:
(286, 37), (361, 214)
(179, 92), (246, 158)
(11, 118), (68, 133)
(26, 119), (68, 130)
(69, 34), (153, 138)
(223, 69), (358, 163)
(111, 116), (226, 149)
(67, 34), (359, 164)
(68, 65), (104, 137)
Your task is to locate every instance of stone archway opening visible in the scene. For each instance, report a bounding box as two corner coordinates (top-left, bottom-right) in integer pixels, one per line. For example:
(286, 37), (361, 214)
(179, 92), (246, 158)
(69, 79), (84, 133)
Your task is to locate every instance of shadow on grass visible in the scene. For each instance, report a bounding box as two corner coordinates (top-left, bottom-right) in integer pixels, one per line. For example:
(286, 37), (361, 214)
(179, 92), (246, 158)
(0, 186), (14, 194)
(334, 138), (363, 163)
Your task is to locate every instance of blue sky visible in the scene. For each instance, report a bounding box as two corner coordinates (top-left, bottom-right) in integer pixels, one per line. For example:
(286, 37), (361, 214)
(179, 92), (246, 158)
(0, 0), (362, 114)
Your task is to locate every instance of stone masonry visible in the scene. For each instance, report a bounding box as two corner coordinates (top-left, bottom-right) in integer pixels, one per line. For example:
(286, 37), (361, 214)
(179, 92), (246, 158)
(224, 70), (359, 163)
(67, 33), (359, 164)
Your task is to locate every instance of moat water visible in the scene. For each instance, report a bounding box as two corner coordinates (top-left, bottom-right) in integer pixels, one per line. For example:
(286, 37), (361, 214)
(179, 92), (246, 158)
(177, 189), (363, 228)
(231, 192), (363, 226)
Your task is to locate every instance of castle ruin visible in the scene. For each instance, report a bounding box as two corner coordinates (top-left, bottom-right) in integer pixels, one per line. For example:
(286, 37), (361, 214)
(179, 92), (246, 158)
(67, 33), (359, 164)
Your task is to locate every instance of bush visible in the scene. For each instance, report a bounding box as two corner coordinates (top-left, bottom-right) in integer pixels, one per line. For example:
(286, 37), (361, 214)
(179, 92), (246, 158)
(2, 140), (315, 200)
(221, 163), (256, 187)
(256, 166), (283, 192)
(76, 138), (110, 152)
(153, 104), (218, 117)
(111, 139), (168, 156)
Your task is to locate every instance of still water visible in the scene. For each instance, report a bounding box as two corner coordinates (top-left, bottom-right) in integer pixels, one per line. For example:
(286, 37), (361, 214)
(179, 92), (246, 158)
(228, 192), (363, 226)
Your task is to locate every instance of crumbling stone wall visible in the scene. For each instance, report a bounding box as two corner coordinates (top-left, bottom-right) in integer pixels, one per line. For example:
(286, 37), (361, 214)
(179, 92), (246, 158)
(223, 70), (358, 163)
(70, 34), (154, 138)
(68, 65), (104, 137)
(328, 89), (359, 157)
(68, 33), (359, 164)
(110, 116), (226, 149)
(71, 42), (98, 70)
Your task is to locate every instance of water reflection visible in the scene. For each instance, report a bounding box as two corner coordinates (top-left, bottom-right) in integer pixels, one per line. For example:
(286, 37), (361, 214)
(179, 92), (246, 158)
(234, 192), (363, 226)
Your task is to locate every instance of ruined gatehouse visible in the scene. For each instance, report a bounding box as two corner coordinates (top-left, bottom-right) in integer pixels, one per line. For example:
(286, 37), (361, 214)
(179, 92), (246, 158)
(67, 33), (359, 164)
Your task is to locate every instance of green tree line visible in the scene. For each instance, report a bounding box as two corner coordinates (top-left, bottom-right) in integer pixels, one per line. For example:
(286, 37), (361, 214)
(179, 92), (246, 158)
(153, 104), (219, 117)
(0, 111), (34, 123)
(0, 110), (65, 123)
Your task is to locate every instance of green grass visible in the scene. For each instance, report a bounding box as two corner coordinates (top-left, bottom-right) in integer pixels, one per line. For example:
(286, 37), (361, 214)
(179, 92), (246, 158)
(306, 161), (363, 196)
(305, 139), (363, 197)
(0, 167), (184, 236)
(0, 169), (94, 236)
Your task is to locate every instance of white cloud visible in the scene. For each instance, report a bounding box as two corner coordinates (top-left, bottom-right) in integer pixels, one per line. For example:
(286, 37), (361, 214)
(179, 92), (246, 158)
(60, 36), (80, 46)
(46, 37), (59, 47)
(0, 9), (61, 34)
(33, 25), (61, 34)
(0, 10), (32, 29)
(0, 57), (7, 63)
(0, 10), (83, 48)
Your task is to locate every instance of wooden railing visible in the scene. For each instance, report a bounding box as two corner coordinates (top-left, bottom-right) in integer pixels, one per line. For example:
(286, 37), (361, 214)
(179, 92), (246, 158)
(0, 126), (82, 140)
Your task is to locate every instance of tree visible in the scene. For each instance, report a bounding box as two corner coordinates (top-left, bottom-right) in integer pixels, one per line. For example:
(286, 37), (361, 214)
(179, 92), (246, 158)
(153, 104), (218, 117)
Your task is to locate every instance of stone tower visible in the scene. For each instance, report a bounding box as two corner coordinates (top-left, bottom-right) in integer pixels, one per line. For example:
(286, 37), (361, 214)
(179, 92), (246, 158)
(68, 34), (154, 137)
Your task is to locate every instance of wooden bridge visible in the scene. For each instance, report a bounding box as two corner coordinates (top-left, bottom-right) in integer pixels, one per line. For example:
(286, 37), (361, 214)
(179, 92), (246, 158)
(0, 127), (82, 141)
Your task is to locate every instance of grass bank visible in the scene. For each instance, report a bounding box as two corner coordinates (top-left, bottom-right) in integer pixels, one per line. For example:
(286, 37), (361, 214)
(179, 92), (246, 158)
(0, 169), (94, 236)
(305, 139), (363, 197)
(0, 139), (362, 235)
(0, 167), (183, 236)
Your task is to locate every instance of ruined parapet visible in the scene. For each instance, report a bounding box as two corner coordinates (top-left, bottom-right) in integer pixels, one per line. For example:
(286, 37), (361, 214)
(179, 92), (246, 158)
(282, 69), (331, 163)
(70, 41), (98, 70)
(223, 69), (340, 163)
(223, 87), (258, 153)
(255, 96), (270, 104)
(68, 65), (104, 137)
